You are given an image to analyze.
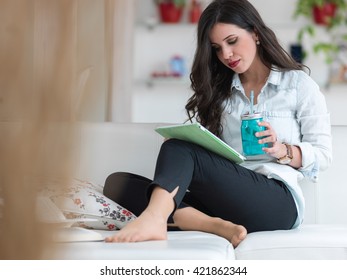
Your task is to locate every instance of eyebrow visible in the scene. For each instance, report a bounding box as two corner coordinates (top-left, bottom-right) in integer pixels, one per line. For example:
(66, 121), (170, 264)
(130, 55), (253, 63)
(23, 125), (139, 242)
(223, 34), (236, 41)
(210, 34), (237, 45)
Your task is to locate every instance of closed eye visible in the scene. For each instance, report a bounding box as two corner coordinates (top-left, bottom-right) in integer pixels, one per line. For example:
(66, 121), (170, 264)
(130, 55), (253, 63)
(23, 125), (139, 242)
(227, 38), (237, 45)
(211, 38), (237, 52)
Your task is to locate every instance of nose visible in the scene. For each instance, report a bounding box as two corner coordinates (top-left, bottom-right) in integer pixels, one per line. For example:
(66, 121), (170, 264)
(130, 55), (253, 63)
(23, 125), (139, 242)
(222, 47), (233, 60)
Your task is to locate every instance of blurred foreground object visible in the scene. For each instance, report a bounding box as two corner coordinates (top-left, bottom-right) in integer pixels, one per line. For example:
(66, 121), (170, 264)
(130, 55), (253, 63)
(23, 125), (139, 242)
(0, 0), (77, 259)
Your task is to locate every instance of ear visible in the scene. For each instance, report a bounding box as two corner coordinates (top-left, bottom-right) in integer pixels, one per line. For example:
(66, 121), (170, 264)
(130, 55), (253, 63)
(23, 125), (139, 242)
(252, 28), (259, 42)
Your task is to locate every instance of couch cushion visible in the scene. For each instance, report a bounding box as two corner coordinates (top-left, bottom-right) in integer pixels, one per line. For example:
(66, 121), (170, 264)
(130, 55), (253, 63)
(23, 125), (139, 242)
(235, 224), (347, 259)
(48, 231), (235, 260)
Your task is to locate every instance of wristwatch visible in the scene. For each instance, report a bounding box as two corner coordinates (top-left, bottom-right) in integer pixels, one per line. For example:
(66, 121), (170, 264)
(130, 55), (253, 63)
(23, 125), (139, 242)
(277, 143), (293, 164)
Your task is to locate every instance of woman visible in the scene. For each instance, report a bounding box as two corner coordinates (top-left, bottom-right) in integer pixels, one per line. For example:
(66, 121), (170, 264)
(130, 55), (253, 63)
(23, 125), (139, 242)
(103, 0), (332, 247)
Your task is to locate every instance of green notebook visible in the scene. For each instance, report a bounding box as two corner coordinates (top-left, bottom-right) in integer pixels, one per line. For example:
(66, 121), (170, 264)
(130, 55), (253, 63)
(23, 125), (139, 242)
(155, 123), (245, 164)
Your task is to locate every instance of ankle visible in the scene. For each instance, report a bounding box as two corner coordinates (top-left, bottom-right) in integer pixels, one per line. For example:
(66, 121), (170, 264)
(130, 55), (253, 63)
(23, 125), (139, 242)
(146, 186), (177, 220)
(142, 207), (169, 224)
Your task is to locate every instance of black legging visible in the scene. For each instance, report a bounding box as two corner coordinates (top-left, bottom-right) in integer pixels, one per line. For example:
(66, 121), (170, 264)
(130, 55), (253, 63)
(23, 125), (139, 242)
(103, 139), (298, 233)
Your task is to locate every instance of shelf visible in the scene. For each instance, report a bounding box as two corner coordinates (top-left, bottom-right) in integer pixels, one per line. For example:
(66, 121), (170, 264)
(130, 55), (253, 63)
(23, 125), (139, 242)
(135, 77), (191, 88)
(146, 77), (190, 87)
(136, 22), (198, 33)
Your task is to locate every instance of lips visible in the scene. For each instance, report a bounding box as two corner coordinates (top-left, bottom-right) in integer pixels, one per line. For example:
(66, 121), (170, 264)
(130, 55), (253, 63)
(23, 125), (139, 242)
(228, 59), (240, 68)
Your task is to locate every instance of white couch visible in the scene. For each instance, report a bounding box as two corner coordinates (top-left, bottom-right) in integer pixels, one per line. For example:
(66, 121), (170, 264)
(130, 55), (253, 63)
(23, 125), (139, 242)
(51, 122), (347, 260)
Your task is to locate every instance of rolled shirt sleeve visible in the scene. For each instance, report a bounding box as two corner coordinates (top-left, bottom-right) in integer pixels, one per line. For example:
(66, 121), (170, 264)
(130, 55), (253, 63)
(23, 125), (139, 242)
(296, 73), (333, 181)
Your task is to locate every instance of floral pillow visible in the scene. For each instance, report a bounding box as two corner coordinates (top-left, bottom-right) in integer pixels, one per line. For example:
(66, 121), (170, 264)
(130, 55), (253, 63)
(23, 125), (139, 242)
(39, 178), (136, 230)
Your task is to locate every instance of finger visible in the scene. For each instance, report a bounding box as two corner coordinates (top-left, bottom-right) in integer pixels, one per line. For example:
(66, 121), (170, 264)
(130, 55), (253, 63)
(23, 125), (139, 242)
(262, 146), (276, 155)
(262, 134), (277, 143)
(256, 129), (270, 137)
(258, 121), (270, 128)
(256, 129), (275, 139)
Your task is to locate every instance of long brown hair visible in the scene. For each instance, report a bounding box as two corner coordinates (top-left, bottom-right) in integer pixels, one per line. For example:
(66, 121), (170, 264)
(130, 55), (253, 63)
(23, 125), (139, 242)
(186, 0), (304, 137)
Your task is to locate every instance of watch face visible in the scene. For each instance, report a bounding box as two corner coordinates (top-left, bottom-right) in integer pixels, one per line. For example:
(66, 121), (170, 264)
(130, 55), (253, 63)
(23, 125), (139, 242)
(278, 157), (291, 164)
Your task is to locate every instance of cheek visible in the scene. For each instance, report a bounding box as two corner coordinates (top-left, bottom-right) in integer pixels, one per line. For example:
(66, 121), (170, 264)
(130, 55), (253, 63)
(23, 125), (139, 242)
(237, 43), (257, 68)
(216, 52), (223, 62)
(243, 42), (257, 60)
(216, 52), (227, 65)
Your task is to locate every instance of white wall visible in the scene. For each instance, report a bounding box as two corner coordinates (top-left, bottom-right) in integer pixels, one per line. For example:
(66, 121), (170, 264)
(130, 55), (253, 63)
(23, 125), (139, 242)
(318, 126), (347, 224)
(319, 86), (347, 225)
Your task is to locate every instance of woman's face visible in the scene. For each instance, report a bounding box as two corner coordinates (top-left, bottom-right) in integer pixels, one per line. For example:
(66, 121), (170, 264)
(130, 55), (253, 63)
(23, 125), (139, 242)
(209, 23), (259, 74)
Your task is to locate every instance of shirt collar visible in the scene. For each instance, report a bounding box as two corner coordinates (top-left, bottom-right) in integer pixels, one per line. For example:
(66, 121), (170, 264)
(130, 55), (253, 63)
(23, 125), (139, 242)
(231, 74), (242, 90)
(267, 68), (282, 86)
(231, 67), (282, 90)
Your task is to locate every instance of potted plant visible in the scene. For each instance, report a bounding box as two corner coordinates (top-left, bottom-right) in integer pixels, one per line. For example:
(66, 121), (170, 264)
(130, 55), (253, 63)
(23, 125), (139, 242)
(294, 0), (346, 26)
(293, 0), (347, 63)
(154, 0), (186, 23)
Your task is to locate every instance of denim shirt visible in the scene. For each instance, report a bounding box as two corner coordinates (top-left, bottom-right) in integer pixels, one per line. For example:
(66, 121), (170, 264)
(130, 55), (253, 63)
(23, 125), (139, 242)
(221, 69), (332, 227)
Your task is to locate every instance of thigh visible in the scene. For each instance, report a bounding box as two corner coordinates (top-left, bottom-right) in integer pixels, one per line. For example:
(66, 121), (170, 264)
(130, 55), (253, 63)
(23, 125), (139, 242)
(103, 172), (151, 217)
(187, 153), (298, 232)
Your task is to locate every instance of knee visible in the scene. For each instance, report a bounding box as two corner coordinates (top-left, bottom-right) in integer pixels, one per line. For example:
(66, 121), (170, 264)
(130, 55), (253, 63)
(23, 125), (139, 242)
(161, 138), (190, 151)
(160, 139), (202, 161)
(162, 138), (181, 146)
(103, 172), (151, 198)
(103, 172), (129, 197)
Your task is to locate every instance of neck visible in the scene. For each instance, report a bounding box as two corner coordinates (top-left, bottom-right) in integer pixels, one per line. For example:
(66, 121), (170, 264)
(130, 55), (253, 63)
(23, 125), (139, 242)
(239, 64), (270, 85)
(239, 64), (271, 98)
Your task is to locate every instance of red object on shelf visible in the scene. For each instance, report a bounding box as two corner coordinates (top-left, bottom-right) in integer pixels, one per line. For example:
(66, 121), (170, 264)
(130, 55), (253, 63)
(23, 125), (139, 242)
(189, 0), (201, 23)
(158, 3), (183, 23)
(312, 3), (337, 25)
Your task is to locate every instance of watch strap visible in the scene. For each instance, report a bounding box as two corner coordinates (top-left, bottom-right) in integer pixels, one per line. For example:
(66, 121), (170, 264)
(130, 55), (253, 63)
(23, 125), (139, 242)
(277, 143), (293, 164)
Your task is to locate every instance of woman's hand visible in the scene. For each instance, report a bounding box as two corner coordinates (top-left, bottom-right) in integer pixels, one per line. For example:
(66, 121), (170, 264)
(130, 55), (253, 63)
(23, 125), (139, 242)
(256, 121), (302, 168)
(255, 121), (286, 159)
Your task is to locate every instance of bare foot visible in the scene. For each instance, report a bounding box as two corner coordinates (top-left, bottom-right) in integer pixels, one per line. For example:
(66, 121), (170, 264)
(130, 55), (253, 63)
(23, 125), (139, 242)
(213, 218), (247, 248)
(172, 207), (247, 248)
(104, 209), (168, 243)
(228, 224), (247, 248)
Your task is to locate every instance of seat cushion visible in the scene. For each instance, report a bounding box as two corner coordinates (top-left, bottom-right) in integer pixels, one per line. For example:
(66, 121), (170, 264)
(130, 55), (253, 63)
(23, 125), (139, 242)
(235, 224), (347, 259)
(49, 230), (235, 260)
